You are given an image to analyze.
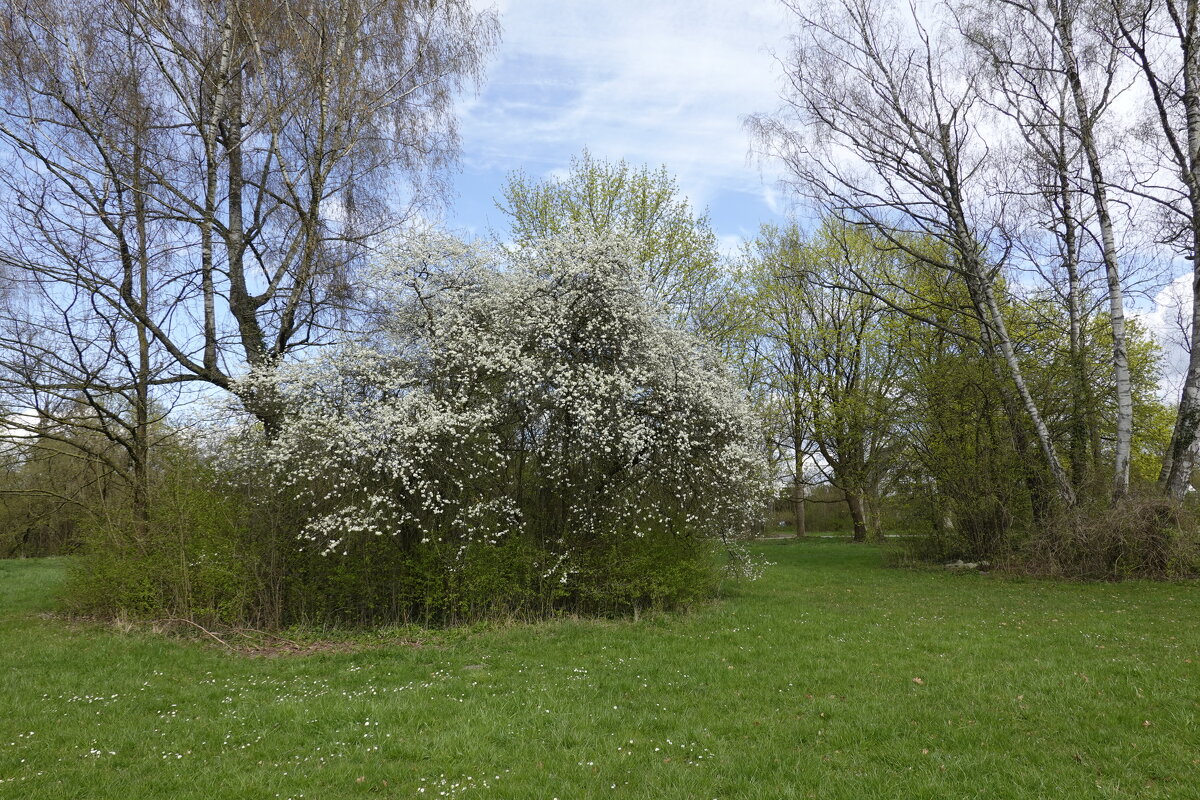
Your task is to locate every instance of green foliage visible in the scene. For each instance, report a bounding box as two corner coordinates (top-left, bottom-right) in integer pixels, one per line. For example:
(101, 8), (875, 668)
(497, 150), (726, 333)
(0, 429), (111, 558)
(1010, 298), (1166, 497)
(1132, 401), (1175, 485)
(885, 259), (1036, 558)
(571, 532), (721, 616)
(280, 534), (541, 625)
(280, 530), (721, 626)
(0, 396), (182, 558)
(742, 220), (923, 540)
(62, 450), (258, 625)
(882, 252), (1176, 564)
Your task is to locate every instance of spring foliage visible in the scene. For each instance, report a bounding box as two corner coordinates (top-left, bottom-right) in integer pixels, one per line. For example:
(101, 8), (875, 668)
(244, 229), (770, 621)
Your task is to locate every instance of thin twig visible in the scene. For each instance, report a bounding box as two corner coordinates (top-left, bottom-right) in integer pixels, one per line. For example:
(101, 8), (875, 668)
(233, 626), (301, 649)
(156, 617), (234, 650)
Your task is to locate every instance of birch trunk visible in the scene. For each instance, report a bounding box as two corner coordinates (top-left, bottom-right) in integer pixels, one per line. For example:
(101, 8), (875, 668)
(792, 470), (806, 538)
(1164, 10), (1200, 500)
(1057, 5), (1133, 499)
(1060, 155), (1091, 493)
(976, 275), (1077, 506)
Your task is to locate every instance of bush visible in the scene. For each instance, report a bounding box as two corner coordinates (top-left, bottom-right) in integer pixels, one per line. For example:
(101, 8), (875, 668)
(245, 228), (771, 624)
(62, 450), (260, 625)
(1017, 494), (1200, 580)
(55, 229), (769, 629)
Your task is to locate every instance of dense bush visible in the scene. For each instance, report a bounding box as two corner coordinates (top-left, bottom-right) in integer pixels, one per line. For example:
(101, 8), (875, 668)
(887, 492), (1200, 580)
(1017, 495), (1200, 580)
(62, 449), (261, 624)
(244, 229), (771, 624)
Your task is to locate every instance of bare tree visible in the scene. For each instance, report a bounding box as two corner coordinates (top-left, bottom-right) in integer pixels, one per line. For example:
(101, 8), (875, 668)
(749, 0), (1079, 507)
(0, 2), (178, 527)
(0, 0), (499, 434)
(1111, 0), (1200, 499)
(0, 282), (180, 532)
(960, 0), (1135, 500)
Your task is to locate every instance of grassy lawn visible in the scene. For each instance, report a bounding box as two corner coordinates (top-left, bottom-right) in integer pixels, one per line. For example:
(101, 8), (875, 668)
(2, 540), (1199, 799)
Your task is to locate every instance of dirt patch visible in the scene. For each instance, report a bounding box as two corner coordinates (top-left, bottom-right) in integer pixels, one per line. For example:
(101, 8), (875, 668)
(238, 639), (366, 658)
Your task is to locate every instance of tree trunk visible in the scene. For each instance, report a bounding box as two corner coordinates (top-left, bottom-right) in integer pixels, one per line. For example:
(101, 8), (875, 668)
(970, 274), (1055, 530)
(1054, 124), (1091, 494)
(792, 453), (806, 538)
(1162, 167), (1200, 499)
(975, 266), (1077, 508)
(1057, 8), (1132, 500)
(133, 158), (151, 537)
(846, 490), (868, 542)
(942, 126), (1076, 508)
(1145, 0), (1200, 501)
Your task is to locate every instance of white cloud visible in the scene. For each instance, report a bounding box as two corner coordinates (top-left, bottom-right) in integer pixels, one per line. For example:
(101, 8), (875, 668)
(761, 184), (783, 216)
(460, 0), (792, 210)
(1131, 272), (1193, 400)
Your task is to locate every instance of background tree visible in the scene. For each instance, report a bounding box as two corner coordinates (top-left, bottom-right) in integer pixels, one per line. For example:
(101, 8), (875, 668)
(497, 150), (727, 336)
(0, 274), (180, 532)
(744, 221), (905, 541)
(892, 270), (1031, 556)
(750, 0), (1096, 510)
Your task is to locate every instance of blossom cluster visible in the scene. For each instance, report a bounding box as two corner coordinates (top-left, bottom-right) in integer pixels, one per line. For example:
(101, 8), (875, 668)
(248, 227), (771, 587)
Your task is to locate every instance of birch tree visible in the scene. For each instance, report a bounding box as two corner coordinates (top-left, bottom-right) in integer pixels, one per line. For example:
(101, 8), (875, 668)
(749, 0), (1079, 507)
(0, 0), (499, 434)
(1112, 0), (1200, 499)
(960, 0), (1135, 500)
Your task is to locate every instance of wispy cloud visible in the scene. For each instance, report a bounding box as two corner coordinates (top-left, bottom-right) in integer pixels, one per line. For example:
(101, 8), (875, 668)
(458, 0), (792, 213)
(1131, 271), (1192, 400)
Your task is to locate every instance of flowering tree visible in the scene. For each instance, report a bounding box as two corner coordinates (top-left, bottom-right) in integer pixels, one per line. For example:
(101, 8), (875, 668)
(252, 229), (771, 620)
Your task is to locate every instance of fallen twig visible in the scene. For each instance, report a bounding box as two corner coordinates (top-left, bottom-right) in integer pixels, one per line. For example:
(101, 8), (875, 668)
(156, 617), (234, 650)
(233, 627), (302, 649)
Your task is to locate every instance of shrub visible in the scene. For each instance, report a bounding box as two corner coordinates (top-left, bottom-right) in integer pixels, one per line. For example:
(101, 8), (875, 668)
(62, 450), (259, 625)
(1018, 494), (1200, 580)
(248, 228), (771, 624)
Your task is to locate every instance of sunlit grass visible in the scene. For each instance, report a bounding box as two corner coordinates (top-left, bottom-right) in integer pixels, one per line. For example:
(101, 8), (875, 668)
(2, 540), (1198, 798)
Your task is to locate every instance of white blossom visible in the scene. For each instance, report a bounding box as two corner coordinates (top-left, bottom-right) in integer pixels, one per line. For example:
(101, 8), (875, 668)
(244, 226), (771, 586)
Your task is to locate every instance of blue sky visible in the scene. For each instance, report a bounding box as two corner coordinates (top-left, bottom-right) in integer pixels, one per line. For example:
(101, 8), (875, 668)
(443, 0), (795, 254)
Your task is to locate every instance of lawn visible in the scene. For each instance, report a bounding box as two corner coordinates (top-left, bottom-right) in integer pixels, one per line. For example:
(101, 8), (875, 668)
(1, 540), (1198, 799)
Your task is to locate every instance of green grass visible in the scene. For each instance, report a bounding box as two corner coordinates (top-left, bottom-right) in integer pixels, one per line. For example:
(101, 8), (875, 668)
(2, 541), (1199, 799)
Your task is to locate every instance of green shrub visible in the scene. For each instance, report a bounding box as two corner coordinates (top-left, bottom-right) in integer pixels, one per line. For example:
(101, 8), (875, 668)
(61, 453), (258, 625)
